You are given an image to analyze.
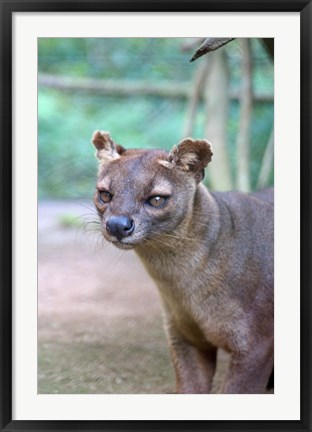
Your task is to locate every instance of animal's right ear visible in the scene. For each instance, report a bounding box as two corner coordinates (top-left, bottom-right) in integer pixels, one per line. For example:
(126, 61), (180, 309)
(92, 131), (125, 163)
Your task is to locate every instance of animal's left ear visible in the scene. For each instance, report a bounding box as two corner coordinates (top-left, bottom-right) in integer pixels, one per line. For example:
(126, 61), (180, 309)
(167, 137), (213, 182)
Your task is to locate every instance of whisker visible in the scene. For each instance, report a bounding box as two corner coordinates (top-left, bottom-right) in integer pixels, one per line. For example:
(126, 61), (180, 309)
(160, 232), (195, 242)
(108, 250), (127, 272)
(144, 234), (177, 250)
(74, 200), (98, 214)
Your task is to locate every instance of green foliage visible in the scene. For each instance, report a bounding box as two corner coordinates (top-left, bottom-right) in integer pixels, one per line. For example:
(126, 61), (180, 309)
(58, 214), (83, 228)
(38, 90), (186, 198)
(38, 38), (273, 198)
(226, 101), (274, 189)
(38, 38), (193, 81)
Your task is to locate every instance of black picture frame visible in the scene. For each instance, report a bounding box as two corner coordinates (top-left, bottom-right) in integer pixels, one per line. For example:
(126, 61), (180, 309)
(1, 1), (311, 431)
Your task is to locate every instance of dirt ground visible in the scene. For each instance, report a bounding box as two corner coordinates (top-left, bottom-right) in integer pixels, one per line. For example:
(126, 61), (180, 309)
(38, 200), (230, 394)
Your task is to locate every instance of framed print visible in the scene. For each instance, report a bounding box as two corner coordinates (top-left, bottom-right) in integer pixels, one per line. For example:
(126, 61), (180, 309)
(1, 1), (311, 431)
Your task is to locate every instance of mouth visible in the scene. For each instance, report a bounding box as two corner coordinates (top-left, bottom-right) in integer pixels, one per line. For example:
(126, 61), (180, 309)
(110, 239), (137, 250)
(101, 230), (139, 250)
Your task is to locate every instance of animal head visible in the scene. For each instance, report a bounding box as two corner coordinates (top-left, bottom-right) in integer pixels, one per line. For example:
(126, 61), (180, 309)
(92, 130), (213, 250)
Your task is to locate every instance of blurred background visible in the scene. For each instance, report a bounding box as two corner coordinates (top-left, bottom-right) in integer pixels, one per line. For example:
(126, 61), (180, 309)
(38, 37), (274, 394)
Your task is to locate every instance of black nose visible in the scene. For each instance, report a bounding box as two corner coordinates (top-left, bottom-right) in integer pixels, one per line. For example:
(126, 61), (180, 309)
(106, 215), (135, 240)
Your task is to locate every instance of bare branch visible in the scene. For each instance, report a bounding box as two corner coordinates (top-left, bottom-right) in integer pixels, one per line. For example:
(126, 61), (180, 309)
(190, 38), (274, 63)
(189, 38), (234, 62)
(38, 73), (273, 102)
(38, 74), (191, 99)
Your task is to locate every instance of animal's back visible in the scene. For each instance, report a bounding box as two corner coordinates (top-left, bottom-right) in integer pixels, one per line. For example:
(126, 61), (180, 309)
(251, 188), (274, 205)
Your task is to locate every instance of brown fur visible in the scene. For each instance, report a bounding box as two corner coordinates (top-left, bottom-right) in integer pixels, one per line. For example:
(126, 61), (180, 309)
(91, 131), (274, 394)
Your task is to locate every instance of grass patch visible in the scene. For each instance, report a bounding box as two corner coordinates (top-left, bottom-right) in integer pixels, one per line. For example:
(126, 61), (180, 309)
(58, 214), (83, 228)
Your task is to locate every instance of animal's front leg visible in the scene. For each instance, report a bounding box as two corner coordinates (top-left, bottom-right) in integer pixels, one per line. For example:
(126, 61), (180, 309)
(220, 340), (274, 394)
(167, 326), (217, 394)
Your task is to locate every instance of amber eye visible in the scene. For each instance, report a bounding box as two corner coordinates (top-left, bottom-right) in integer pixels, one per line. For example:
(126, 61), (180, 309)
(99, 191), (112, 203)
(148, 196), (167, 208)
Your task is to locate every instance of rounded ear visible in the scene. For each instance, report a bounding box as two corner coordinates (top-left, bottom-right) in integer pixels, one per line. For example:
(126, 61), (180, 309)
(168, 137), (213, 182)
(92, 131), (125, 163)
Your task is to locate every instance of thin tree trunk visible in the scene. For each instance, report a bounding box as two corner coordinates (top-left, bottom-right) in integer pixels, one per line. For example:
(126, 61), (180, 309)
(257, 129), (274, 189)
(204, 50), (233, 191)
(183, 57), (210, 137)
(236, 39), (253, 192)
